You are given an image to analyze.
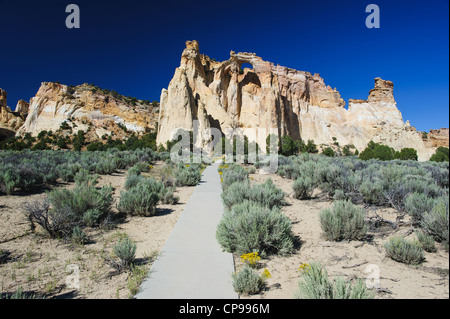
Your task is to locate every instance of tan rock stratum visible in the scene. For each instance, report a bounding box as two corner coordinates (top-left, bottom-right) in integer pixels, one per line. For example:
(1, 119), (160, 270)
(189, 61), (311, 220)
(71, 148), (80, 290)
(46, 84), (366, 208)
(16, 82), (158, 140)
(424, 128), (449, 149)
(157, 40), (447, 160)
(0, 88), (27, 137)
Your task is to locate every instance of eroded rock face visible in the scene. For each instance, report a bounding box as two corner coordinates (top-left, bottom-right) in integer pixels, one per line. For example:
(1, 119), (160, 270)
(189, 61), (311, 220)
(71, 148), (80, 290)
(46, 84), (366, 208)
(0, 89), (6, 109)
(16, 100), (29, 114)
(0, 89), (27, 136)
(424, 128), (450, 149)
(157, 41), (445, 160)
(17, 82), (158, 139)
(157, 40), (346, 150)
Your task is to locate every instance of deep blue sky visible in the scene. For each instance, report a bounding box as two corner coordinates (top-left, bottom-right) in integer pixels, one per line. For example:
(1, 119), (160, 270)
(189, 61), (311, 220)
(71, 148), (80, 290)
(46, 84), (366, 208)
(0, 0), (448, 131)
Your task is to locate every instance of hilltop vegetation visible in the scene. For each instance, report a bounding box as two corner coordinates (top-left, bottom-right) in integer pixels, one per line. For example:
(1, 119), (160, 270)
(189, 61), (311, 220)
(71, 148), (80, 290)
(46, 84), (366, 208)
(0, 129), (158, 152)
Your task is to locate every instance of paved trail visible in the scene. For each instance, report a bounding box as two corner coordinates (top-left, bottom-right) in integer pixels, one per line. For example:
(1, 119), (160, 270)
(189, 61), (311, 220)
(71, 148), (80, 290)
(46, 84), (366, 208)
(135, 162), (238, 299)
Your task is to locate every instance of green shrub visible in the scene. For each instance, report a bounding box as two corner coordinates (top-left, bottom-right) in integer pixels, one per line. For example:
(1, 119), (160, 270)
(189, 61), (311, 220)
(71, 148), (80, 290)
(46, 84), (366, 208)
(322, 147), (335, 157)
(416, 230), (437, 253)
(133, 161), (151, 173)
(304, 139), (318, 154)
(246, 166), (256, 174)
(280, 135), (299, 156)
(333, 189), (346, 201)
(372, 144), (395, 161)
(118, 178), (162, 216)
(74, 168), (98, 187)
(295, 263), (374, 299)
(127, 165), (142, 177)
(405, 192), (439, 221)
(293, 176), (315, 200)
(0, 149), (158, 195)
(319, 200), (368, 241)
(291, 160), (318, 182)
(56, 163), (80, 182)
(0, 170), (19, 195)
(2, 286), (44, 299)
(83, 208), (104, 227)
(113, 237), (137, 270)
(71, 226), (88, 245)
(124, 174), (144, 190)
(395, 148), (418, 161)
(384, 236), (425, 265)
(249, 178), (285, 208)
(221, 178), (285, 210)
(159, 186), (179, 205)
(43, 170), (59, 184)
(159, 164), (176, 187)
(0, 166), (43, 194)
(359, 141), (396, 161)
(175, 165), (201, 186)
(421, 197), (449, 248)
(232, 266), (265, 295)
(220, 181), (250, 209)
(219, 164), (249, 190)
(342, 145), (356, 156)
(317, 164), (361, 199)
(359, 148), (375, 161)
(216, 201), (295, 256)
(436, 147), (450, 159)
(95, 158), (119, 174)
(430, 147), (449, 162)
(24, 200), (76, 239)
(276, 164), (296, 179)
(47, 185), (113, 222)
(60, 121), (71, 131)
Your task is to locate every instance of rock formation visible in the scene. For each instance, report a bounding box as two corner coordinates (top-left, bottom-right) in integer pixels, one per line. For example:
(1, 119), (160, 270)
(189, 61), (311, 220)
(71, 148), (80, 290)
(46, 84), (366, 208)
(17, 82), (158, 140)
(0, 89), (6, 109)
(15, 100), (29, 114)
(0, 88), (28, 138)
(157, 40), (446, 160)
(423, 128), (449, 149)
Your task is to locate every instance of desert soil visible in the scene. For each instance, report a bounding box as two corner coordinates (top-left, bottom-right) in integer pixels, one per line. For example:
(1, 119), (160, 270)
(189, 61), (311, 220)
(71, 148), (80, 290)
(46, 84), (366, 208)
(0, 161), (195, 299)
(236, 171), (449, 299)
(1, 162), (448, 299)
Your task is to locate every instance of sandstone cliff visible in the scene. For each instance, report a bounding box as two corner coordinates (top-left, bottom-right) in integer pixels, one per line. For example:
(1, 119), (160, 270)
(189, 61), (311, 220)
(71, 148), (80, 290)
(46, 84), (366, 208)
(15, 100), (30, 114)
(423, 128), (449, 149)
(0, 88), (28, 138)
(16, 82), (158, 140)
(157, 41), (445, 160)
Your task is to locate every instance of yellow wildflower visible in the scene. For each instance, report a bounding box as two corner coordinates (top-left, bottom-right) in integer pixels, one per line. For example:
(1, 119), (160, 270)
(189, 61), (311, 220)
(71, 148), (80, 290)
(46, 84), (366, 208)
(262, 268), (271, 279)
(298, 263), (311, 272)
(240, 252), (261, 267)
(185, 164), (190, 167)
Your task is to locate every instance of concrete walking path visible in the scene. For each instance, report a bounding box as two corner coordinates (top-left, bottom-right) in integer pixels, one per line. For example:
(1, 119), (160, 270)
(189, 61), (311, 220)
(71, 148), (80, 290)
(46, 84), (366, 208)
(135, 161), (238, 299)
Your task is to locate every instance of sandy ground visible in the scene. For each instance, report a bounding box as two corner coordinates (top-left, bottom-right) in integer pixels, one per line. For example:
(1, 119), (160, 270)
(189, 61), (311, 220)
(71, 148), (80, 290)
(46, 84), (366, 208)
(1, 161), (448, 299)
(236, 171), (449, 299)
(0, 161), (195, 299)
